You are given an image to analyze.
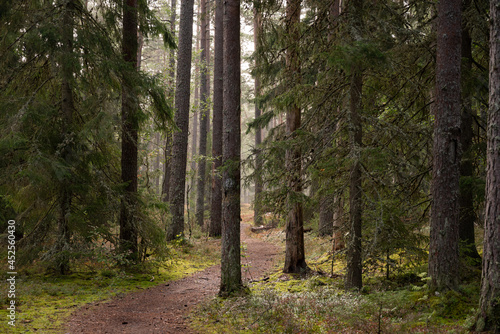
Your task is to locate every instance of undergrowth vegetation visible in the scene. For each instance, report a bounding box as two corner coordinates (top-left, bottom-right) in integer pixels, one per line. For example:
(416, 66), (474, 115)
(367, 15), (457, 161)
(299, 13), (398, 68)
(192, 227), (479, 334)
(0, 237), (220, 333)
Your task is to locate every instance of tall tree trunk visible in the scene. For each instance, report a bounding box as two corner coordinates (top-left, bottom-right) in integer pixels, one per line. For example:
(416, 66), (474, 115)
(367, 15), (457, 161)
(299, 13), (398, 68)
(428, 0), (462, 291)
(219, 0), (242, 296)
(253, 6), (263, 227)
(162, 131), (172, 202)
(476, 0), (500, 329)
(210, 0), (223, 237)
(345, 0), (363, 291)
(319, 195), (334, 236)
(168, 0), (176, 78)
(318, 0), (341, 240)
(189, 3), (201, 204)
(162, 0), (177, 203)
(283, 0), (307, 274)
(196, 0), (210, 227)
(167, 0), (195, 241)
(154, 133), (161, 194)
(119, 0), (139, 260)
(345, 71), (363, 290)
(137, 30), (143, 69)
(458, 0), (480, 262)
(333, 196), (345, 250)
(56, 0), (75, 275)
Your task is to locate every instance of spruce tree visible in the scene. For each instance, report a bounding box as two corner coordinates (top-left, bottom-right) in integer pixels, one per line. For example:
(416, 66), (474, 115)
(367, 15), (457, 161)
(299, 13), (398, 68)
(428, 0), (462, 291)
(283, 0), (307, 274)
(167, 0), (195, 240)
(476, 0), (500, 329)
(220, 0), (242, 297)
(210, 0), (224, 237)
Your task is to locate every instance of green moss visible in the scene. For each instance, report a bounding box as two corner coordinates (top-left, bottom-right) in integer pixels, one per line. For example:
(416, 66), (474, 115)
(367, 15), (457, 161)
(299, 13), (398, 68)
(0, 240), (220, 333)
(192, 238), (472, 334)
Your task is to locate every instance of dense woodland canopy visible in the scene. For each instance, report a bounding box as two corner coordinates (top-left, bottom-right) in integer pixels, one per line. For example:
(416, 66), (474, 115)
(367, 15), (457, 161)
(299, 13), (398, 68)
(1, 0), (499, 331)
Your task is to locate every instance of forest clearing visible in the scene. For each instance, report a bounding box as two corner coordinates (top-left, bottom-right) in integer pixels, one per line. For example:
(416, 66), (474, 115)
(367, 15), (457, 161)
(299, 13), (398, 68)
(1, 0), (500, 332)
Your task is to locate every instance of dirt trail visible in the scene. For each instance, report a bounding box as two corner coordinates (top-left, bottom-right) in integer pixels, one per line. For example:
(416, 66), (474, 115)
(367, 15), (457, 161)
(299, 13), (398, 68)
(65, 223), (279, 333)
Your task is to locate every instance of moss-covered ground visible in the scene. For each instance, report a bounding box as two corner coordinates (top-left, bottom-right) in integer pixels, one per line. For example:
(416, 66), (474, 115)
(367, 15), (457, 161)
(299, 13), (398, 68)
(191, 226), (480, 334)
(0, 237), (220, 333)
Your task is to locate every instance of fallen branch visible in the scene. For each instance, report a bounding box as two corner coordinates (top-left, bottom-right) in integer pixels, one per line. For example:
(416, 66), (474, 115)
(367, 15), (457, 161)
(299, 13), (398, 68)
(250, 225), (274, 233)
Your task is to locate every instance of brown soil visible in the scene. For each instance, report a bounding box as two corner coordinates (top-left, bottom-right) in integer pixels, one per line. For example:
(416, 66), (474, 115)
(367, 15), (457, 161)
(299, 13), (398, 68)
(65, 222), (280, 333)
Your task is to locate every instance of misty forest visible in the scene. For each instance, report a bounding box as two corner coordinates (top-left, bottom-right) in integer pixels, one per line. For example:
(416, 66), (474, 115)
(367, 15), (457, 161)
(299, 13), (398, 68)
(1, 0), (500, 332)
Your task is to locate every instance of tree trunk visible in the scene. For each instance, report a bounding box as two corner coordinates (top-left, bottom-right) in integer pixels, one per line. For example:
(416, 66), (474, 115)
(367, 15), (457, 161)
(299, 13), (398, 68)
(210, 0), (223, 237)
(319, 195), (334, 236)
(195, 0), (210, 228)
(318, 0), (341, 238)
(189, 4), (200, 203)
(458, 0), (480, 262)
(56, 0), (75, 274)
(283, 0), (307, 274)
(137, 30), (143, 70)
(162, 131), (172, 202)
(345, 0), (363, 291)
(168, 0), (176, 82)
(428, 0), (462, 292)
(162, 0), (177, 203)
(253, 7), (263, 227)
(476, 0), (500, 330)
(219, 0), (242, 296)
(119, 0), (139, 260)
(154, 132), (161, 194)
(167, 0), (195, 241)
(333, 195), (345, 250)
(345, 71), (363, 290)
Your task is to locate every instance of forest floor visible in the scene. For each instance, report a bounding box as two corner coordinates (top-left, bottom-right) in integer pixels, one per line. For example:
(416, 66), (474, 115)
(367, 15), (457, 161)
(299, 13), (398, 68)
(1, 205), (481, 333)
(64, 209), (280, 333)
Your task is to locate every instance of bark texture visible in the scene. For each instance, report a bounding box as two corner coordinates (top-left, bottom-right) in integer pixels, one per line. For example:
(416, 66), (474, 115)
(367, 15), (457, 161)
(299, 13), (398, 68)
(189, 6), (200, 202)
(283, 0), (307, 274)
(428, 0), (462, 291)
(345, 71), (363, 290)
(162, 131), (172, 202)
(476, 0), (500, 330)
(333, 196), (345, 250)
(319, 195), (334, 236)
(56, 0), (75, 274)
(345, 0), (363, 291)
(318, 0), (341, 240)
(253, 8), (263, 227)
(458, 0), (480, 262)
(120, 0), (139, 260)
(167, 0), (195, 240)
(220, 0), (242, 296)
(195, 0), (210, 228)
(210, 0), (223, 237)
(161, 0), (177, 203)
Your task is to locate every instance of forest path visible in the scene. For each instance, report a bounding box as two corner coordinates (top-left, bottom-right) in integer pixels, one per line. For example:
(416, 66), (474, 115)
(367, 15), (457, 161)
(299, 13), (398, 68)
(65, 214), (280, 333)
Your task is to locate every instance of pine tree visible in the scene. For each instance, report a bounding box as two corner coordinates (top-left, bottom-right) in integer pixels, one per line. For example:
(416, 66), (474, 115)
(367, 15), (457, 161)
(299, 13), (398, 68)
(162, 0), (177, 203)
(210, 0), (224, 237)
(345, 0), (364, 290)
(428, 0), (462, 291)
(167, 0), (196, 240)
(283, 0), (307, 274)
(458, 0), (480, 262)
(220, 0), (242, 296)
(476, 0), (500, 329)
(195, 0), (210, 228)
(55, 0), (76, 274)
(119, 0), (140, 261)
(318, 0), (341, 238)
(253, 2), (264, 227)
